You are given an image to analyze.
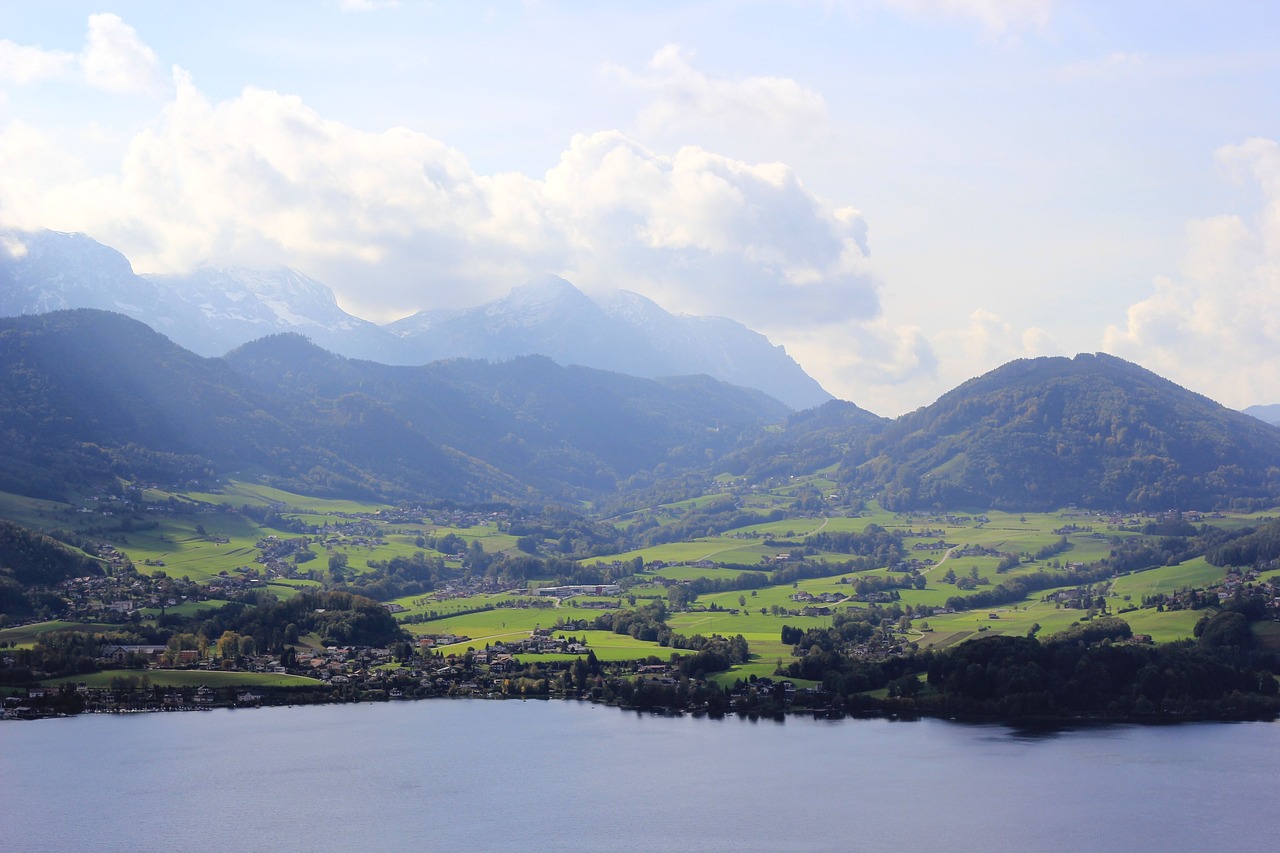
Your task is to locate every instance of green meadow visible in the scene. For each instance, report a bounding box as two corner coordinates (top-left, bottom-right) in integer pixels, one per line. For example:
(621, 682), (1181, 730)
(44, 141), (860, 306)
(44, 669), (324, 689)
(0, 620), (105, 649)
(1110, 558), (1226, 600)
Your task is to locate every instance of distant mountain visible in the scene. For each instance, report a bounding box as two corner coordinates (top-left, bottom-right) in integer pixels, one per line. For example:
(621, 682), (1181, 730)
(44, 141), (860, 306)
(1243, 404), (1280, 426)
(387, 276), (832, 410)
(0, 309), (788, 503)
(144, 266), (401, 362)
(0, 229), (193, 333)
(1, 230), (832, 409)
(715, 399), (889, 482)
(847, 353), (1280, 511)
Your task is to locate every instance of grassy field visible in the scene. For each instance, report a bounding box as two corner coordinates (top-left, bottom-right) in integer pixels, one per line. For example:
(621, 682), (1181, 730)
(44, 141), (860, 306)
(1110, 558), (1226, 601)
(0, 490), (75, 529)
(0, 620), (106, 648)
(183, 481), (389, 514)
(43, 669), (325, 689)
(138, 599), (233, 618)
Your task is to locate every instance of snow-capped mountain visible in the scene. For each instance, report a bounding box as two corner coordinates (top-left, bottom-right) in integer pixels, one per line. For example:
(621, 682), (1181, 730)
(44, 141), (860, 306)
(0, 229), (186, 326)
(145, 267), (399, 361)
(389, 276), (833, 409)
(0, 230), (833, 409)
(386, 275), (659, 376)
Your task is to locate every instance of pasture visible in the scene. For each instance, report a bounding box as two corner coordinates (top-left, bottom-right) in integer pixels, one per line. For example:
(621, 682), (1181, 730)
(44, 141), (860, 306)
(43, 669), (324, 689)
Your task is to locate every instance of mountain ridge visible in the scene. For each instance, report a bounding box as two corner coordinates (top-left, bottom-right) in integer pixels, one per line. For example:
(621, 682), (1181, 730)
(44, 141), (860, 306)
(0, 229), (832, 410)
(0, 309), (788, 503)
(844, 352), (1280, 511)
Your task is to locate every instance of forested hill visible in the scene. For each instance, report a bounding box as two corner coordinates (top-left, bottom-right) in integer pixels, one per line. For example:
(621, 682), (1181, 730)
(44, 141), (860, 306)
(0, 310), (788, 503)
(0, 518), (103, 617)
(847, 353), (1280, 511)
(714, 399), (889, 482)
(223, 332), (791, 495)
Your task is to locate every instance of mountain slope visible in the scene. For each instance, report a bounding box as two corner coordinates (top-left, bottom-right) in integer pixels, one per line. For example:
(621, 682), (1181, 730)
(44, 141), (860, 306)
(224, 334), (790, 496)
(716, 399), (889, 482)
(850, 353), (1280, 511)
(144, 266), (404, 361)
(0, 310), (787, 503)
(387, 276), (832, 410)
(2, 231), (832, 409)
(1243, 404), (1280, 426)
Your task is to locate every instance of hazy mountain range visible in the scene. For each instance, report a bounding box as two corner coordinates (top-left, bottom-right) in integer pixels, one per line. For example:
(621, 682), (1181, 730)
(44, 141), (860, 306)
(0, 229), (831, 410)
(1243, 405), (1280, 426)
(1, 307), (1278, 512)
(0, 309), (789, 503)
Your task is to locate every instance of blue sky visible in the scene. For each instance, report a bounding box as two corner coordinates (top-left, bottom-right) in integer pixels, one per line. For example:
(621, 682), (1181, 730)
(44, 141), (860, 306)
(2, 1), (1279, 415)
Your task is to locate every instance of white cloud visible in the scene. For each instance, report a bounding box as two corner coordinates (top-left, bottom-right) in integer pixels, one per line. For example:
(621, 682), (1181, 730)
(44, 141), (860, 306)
(0, 14), (165, 96)
(0, 40), (74, 84)
(80, 14), (165, 95)
(607, 45), (829, 146)
(0, 67), (877, 330)
(545, 132), (875, 327)
(783, 318), (939, 415)
(1104, 138), (1280, 407)
(939, 308), (1059, 367)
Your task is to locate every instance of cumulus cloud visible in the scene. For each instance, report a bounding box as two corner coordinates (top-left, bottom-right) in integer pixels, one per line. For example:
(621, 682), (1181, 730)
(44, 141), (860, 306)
(1104, 138), (1280, 407)
(80, 13), (165, 95)
(783, 318), (939, 415)
(1, 59), (877, 329)
(0, 14), (164, 95)
(939, 308), (1059, 367)
(545, 132), (874, 326)
(607, 45), (829, 146)
(0, 40), (75, 84)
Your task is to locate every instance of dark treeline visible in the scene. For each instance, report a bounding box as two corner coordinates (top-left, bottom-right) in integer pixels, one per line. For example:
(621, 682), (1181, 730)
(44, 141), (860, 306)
(622, 497), (787, 549)
(2, 590), (405, 686)
(944, 562), (1115, 612)
(1206, 518), (1280, 567)
(804, 524), (904, 562)
(774, 615), (1280, 722)
(914, 617), (1279, 720)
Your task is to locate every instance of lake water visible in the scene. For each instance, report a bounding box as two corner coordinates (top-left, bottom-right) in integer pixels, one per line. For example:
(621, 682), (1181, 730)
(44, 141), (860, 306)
(2, 700), (1276, 852)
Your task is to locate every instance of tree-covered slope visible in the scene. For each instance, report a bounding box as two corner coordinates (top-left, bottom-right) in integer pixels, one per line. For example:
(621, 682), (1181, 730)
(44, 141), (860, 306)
(0, 518), (103, 617)
(0, 311), (789, 503)
(714, 399), (889, 482)
(224, 333), (791, 495)
(850, 353), (1280, 510)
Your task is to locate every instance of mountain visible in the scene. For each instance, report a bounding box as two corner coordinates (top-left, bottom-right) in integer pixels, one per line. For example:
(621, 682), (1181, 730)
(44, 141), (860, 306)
(0, 309), (787, 503)
(0, 229), (192, 333)
(143, 266), (401, 362)
(715, 399), (889, 482)
(846, 353), (1280, 511)
(387, 276), (833, 410)
(1243, 404), (1280, 426)
(1, 230), (832, 409)
(385, 275), (652, 372)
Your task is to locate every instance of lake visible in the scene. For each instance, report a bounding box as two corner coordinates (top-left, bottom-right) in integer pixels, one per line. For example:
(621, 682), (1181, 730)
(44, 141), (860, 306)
(2, 700), (1276, 852)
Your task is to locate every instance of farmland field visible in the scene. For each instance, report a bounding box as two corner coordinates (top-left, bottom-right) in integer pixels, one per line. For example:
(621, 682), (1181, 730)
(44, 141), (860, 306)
(43, 669), (324, 689)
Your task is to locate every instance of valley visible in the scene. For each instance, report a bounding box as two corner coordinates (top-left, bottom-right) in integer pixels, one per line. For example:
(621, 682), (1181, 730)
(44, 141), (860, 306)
(5, 467), (1278, 721)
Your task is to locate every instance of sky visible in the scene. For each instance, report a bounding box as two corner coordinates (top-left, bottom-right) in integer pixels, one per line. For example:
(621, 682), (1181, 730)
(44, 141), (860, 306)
(2, 1), (1280, 417)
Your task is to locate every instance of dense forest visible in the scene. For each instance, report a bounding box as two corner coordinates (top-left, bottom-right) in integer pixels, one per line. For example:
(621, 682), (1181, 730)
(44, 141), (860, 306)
(847, 354), (1280, 511)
